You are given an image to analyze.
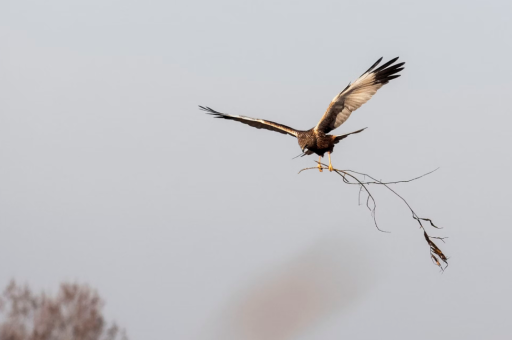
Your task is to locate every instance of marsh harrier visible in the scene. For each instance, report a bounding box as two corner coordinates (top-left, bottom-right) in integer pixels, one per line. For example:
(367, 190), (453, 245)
(200, 57), (404, 171)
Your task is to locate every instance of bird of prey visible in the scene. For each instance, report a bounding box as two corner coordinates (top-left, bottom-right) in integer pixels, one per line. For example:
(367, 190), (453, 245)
(200, 57), (404, 172)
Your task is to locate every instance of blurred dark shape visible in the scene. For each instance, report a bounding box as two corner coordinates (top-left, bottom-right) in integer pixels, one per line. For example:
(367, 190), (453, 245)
(0, 280), (128, 340)
(211, 238), (373, 340)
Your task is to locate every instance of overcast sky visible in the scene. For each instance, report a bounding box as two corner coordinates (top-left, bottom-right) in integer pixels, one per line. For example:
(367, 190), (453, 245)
(1, 1), (511, 339)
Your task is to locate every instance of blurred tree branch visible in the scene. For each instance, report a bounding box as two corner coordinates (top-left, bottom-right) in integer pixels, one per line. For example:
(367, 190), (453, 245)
(0, 281), (128, 340)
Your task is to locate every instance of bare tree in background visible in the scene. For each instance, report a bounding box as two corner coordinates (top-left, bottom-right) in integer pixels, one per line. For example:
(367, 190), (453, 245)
(0, 281), (128, 340)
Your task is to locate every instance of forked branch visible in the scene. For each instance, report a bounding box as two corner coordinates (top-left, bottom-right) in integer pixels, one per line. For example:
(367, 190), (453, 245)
(299, 162), (448, 271)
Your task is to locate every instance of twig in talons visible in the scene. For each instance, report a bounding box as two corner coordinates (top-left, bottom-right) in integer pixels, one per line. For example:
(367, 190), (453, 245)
(298, 161), (448, 271)
(298, 166), (325, 174)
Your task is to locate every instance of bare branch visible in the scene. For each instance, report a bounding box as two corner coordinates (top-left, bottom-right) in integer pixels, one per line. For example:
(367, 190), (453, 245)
(299, 162), (448, 271)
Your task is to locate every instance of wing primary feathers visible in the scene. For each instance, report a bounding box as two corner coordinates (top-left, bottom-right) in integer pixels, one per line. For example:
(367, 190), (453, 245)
(377, 63), (405, 77)
(198, 105), (298, 137)
(372, 57), (400, 73)
(199, 106), (223, 115)
(361, 57), (383, 76)
(385, 74), (401, 82)
(372, 63), (405, 85)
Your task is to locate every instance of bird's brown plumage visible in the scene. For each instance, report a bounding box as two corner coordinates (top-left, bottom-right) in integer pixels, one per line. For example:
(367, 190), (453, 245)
(200, 57), (404, 160)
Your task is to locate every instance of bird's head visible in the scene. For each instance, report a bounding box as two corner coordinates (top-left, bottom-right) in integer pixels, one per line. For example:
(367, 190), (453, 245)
(298, 134), (311, 153)
(299, 140), (308, 152)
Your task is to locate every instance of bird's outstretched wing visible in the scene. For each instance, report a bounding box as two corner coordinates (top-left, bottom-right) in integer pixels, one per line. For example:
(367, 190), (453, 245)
(199, 106), (298, 138)
(333, 127), (368, 144)
(315, 57), (404, 134)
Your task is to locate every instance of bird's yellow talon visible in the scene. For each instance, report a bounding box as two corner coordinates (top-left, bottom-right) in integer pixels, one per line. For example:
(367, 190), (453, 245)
(328, 165), (333, 172)
(317, 156), (323, 172)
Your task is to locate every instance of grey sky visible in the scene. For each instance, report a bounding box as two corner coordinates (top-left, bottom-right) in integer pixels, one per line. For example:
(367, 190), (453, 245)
(1, 0), (511, 339)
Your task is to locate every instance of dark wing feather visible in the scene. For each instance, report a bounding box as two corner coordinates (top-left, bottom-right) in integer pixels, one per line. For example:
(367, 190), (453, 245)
(333, 127), (367, 144)
(315, 57), (404, 134)
(199, 106), (298, 137)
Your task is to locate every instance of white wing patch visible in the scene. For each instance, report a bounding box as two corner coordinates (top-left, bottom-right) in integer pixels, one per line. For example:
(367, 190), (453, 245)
(315, 57), (404, 133)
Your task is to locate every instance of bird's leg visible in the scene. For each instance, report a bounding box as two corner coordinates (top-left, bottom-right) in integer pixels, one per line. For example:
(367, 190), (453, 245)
(318, 156), (323, 172)
(328, 152), (334, 172)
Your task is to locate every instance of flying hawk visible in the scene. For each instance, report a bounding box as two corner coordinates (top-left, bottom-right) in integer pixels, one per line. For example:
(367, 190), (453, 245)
(200, 57), (404, 172)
